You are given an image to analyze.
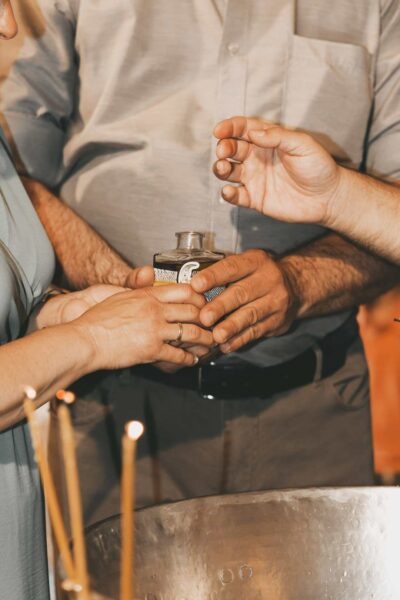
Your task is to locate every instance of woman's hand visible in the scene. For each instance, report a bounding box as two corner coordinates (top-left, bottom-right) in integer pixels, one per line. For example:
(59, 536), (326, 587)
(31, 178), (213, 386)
(71, 284), (214, 370)
(213, 116), (346, 226)
(34, 285), (127, 330)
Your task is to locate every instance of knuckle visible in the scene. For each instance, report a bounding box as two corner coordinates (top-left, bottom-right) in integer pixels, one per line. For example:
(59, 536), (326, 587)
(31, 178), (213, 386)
(224, 257), (241, 279)
(245, 248), (268, 268)
(201, 267), (217, 287)
(272, 286), (289, 312)
(233, 283), (249, 306)
(187, 324), (199, 340)
(245, 305), (259, 325)
(213, 324), (229, 344)
(205, 298), (225, 321)
(248, 324), (258, 342)
(189, 306), (200, 321)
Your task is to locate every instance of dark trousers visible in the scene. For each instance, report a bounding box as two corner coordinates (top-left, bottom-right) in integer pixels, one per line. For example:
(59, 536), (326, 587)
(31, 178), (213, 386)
(49, 336), (374, 529)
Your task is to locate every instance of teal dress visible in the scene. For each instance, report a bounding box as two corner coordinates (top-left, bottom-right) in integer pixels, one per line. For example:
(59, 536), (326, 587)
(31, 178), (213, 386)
(0, 129), (55, 599)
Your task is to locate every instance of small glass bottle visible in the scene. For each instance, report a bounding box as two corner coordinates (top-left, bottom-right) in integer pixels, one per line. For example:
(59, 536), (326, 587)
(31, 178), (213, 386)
(153, 231), (225, 301)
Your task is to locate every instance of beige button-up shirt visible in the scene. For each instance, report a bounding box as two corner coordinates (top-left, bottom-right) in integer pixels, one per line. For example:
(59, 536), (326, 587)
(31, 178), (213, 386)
(2, 0), (400, 366)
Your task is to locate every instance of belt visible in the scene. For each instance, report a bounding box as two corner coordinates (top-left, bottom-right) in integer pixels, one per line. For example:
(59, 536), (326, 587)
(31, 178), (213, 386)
(133, 315), (359, 400)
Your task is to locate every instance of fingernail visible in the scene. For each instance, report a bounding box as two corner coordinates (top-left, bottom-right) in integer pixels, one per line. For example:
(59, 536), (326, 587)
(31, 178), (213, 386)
(191, 274), (205, 290)
(213, 327), (227, 343)
(222, 186), (233, 200)
(203, 312), (215, 326)
(221, 343), (231, 354)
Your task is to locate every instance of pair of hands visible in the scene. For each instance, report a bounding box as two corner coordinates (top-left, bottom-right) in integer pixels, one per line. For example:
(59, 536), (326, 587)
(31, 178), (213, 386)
(36, 283), (214, 372)
(38, 247), (298, 372)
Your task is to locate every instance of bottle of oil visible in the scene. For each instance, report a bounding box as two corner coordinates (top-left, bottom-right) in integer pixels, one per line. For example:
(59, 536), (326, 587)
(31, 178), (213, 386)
(153, 231), (225, 301)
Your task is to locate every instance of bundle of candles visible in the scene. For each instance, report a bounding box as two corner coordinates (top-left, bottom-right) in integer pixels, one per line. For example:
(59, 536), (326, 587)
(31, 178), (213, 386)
(23, 385), (144, 600)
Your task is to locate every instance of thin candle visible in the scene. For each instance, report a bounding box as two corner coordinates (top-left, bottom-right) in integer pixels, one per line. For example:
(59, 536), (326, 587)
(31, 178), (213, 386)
(120, 420), (144, 600)
(57, 390), (90, 600)
(23, 386), (75, 582)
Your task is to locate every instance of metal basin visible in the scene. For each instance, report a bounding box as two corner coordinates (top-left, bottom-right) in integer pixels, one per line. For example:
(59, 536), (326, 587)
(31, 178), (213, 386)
(64, 487), (400, 599)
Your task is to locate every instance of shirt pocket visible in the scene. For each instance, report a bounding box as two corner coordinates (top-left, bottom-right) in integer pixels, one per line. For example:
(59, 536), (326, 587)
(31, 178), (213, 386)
(282, 34), (373, 168)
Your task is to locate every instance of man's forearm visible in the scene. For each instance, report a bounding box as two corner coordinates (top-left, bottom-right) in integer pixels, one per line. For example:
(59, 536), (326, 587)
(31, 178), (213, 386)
(327, 169), (400, 265)
(22, 177), (134, 289)
(280, 233), (400, 319)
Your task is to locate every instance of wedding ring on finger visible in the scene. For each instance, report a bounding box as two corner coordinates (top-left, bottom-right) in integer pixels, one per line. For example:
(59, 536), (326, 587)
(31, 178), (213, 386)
(175, 322), (184, 343)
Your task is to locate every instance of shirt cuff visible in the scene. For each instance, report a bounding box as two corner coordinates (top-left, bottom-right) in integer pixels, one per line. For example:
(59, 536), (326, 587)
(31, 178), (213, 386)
(2, 110), (65, 188)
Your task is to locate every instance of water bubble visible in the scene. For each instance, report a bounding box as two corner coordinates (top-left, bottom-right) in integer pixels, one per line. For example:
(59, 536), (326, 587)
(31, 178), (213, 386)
(218, 568), (234, 585)
(239, 564), (253, 580)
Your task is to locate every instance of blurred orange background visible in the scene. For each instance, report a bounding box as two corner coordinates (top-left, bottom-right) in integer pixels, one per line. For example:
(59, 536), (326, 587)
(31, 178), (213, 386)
(359, 288), (400, 477)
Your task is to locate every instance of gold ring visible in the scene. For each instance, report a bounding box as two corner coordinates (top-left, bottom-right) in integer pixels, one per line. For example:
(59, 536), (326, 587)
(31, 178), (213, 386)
(176, 322), (184, 343)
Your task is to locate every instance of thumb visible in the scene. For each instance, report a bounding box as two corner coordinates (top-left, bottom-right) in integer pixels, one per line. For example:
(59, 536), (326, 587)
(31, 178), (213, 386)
(126, 265), (155, 289)
(249, 126), (315, 157)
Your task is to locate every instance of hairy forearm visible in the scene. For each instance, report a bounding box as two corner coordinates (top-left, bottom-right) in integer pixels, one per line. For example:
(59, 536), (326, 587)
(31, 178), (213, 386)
(327, 169), (400, 265)
(280, 233), (400, 318)
(0, 324), (94, 432)
(21, 177), (133, 290)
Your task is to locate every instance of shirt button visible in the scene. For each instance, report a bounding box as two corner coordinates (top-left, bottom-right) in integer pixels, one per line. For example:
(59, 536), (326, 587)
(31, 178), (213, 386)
(227, 42), (240, 55)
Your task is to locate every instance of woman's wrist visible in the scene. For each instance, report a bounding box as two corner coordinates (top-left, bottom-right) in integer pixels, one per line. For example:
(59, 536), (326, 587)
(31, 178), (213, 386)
(67, 319), (105, 373)
(55, 321), (98, 378)
(33, 289), (69, 330)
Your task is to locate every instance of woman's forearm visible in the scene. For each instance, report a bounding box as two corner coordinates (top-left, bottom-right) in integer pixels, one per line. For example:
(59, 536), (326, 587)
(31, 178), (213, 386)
(328, 168), (400, 265)
(0, 323), (95, 431)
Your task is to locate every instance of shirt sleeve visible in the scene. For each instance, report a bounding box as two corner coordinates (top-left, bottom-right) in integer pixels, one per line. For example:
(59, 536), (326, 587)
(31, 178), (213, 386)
(0, 0), (77, 188)
(365, 0), (400, 180)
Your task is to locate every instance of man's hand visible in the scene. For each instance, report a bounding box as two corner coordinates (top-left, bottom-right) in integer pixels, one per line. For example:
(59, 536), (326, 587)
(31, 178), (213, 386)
(191, 250), (299, 353)
(124, 265), (155, 289)
(213, 116), (345, 226)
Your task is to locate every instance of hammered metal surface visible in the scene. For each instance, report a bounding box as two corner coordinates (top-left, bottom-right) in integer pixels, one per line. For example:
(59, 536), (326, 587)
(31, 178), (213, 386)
(67, 487), (400, 599)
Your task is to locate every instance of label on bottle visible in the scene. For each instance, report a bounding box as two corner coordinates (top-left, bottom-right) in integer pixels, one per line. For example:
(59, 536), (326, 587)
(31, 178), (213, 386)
(154, 261), (224, 302)
(153, 268), (179, 285)
(178, 261), (201, 283)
